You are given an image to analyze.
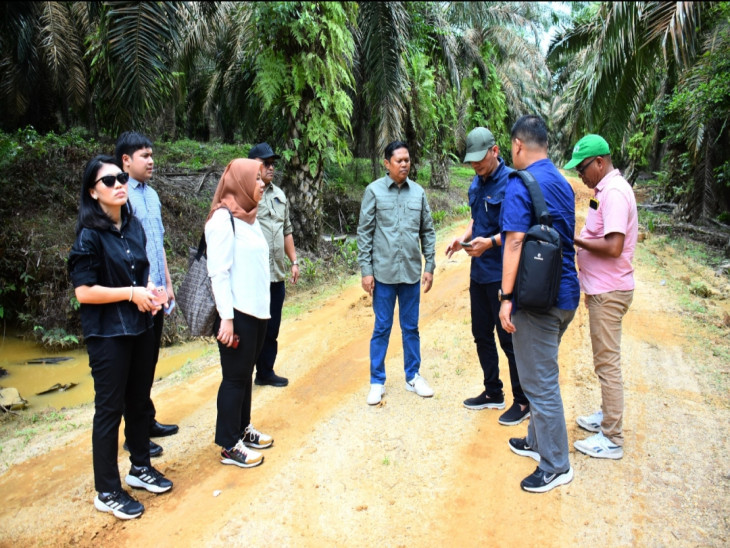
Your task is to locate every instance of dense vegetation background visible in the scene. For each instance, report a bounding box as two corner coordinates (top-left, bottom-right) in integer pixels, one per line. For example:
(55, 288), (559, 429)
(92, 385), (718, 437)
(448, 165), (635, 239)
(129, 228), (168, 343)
(1, 1), (729, 346)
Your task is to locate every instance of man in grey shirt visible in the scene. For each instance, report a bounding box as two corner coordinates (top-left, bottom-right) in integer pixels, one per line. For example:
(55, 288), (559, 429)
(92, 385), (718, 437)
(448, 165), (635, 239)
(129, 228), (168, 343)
(357, 140), (437, 405)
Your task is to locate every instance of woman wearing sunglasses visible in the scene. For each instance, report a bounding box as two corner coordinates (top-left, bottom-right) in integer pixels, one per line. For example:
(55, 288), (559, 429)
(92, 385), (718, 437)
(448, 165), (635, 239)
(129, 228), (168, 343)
(68, 155), (173, 520)
(205, 158), (274, 468)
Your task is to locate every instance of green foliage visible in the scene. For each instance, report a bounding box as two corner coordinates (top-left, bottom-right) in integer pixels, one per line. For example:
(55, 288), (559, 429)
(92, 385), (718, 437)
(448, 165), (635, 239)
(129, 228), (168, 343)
(463, 57), (509, 150)
(156, 139), (245, 170)
(431, 210), (447, 227)
(251, 2), (357, 174)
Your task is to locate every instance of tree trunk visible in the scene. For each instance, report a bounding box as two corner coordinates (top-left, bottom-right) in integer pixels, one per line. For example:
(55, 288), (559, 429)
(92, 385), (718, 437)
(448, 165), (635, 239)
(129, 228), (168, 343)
(429, 156), (450, 189)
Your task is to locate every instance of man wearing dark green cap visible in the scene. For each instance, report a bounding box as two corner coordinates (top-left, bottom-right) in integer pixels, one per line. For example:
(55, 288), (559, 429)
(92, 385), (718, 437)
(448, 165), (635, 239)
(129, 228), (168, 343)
(565, 134), (638, 460)
(446, 127), (529, 425)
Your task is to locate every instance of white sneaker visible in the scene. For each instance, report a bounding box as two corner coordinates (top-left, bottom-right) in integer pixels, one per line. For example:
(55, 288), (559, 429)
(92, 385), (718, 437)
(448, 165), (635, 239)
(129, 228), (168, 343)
(367, 384), (385, 405)
(405, 373), (434, 398)
(573, 432), (624, 459)
(576, 410), (603, 432)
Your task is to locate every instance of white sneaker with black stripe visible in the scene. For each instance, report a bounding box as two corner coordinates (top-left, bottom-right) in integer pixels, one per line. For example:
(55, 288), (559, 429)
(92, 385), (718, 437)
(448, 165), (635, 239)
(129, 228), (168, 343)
(574, 432), (624, 459)
(94, 490), (144, 520)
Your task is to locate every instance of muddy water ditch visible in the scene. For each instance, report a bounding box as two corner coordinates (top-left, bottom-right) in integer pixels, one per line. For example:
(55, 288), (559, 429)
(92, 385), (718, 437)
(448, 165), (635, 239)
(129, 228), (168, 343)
(0, 332), (214, 409)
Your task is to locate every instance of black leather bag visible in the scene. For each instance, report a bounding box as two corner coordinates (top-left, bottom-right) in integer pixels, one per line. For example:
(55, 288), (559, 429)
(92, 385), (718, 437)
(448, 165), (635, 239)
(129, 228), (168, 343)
(514, 170), (562, 312)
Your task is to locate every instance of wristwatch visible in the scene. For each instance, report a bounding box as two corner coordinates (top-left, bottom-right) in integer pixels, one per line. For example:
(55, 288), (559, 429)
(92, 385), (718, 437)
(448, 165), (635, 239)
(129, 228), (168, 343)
(498, 289), (513, 302)
(292, 261), (299, 266)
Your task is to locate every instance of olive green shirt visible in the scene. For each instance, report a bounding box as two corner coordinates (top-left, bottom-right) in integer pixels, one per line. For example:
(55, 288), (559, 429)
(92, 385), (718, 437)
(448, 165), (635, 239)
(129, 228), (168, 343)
(257, 182), (293, 282)
(357, 175), (436, 284)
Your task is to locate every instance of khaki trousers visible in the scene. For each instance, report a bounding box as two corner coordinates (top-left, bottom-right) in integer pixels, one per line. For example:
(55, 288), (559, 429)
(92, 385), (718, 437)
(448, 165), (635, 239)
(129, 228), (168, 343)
(586, 290), (633, 445)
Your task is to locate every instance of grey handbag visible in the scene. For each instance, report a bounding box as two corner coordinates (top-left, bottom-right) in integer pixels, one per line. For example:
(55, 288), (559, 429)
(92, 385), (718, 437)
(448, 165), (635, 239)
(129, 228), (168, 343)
(177, 210), (234, 337)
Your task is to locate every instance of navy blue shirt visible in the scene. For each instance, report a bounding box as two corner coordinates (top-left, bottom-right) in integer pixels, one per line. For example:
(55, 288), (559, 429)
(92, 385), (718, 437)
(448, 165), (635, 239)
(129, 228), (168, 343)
(501, 158), (580, 310)
(469, 158), (513, 284)
(68, 215), (153, 338)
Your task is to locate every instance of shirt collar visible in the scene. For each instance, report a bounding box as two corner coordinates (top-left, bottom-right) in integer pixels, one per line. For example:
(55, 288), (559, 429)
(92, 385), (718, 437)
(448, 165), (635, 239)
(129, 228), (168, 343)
(128, 176), (144, 190)
(595, 168), (621, 193)
(385, 174), (411, 189)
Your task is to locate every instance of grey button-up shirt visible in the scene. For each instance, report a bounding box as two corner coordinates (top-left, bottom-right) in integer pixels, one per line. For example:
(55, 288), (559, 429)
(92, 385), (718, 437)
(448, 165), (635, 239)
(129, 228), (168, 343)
(357, 175), (436, 284)
(257, 182), (293, 282)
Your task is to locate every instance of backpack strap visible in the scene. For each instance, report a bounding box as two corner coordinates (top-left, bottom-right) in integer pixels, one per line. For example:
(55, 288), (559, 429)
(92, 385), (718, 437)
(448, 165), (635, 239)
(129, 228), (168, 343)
(515, 170), (552, 226)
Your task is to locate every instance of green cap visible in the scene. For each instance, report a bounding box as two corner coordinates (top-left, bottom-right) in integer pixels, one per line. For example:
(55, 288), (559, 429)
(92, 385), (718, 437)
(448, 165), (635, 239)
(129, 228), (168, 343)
(463, 127), (496, 163)
(564, 134), (611, 170)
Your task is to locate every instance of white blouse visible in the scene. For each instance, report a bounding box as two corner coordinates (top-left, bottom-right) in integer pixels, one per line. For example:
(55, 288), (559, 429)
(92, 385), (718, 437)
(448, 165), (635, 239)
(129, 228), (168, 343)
(205, 208), (271, 320)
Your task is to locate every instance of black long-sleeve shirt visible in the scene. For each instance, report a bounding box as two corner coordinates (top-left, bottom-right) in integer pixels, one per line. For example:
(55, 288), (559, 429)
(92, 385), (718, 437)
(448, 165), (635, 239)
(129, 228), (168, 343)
(68, 216), (153, 338)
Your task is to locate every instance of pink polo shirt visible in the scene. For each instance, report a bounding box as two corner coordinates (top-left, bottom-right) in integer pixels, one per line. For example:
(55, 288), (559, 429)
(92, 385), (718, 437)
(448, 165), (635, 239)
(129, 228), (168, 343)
(577, 169), (638, 295)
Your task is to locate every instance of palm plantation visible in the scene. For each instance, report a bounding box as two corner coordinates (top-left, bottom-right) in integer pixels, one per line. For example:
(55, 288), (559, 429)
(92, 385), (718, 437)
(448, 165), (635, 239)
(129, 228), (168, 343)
(1, 1), (728, 338)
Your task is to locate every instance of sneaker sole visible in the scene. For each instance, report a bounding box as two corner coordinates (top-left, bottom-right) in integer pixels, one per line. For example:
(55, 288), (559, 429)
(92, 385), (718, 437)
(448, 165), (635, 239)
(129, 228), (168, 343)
(94, 496), (144, 520)
(221, 455), (264, 468)
(573, 442), (623, 460)
(576, 417), (601, 433)
(404, 384), (434, 398)
(508, 440), (540, 463)
(521, 467), (574, 493)
(499, 411), (531, 426)
(464, 401), (506, 410)
(243, 440), (273, 450)
(125, 475), (173, 494)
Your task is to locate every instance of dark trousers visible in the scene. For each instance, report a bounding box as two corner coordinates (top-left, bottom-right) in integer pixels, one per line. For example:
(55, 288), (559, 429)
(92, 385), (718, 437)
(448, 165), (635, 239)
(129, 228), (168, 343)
(470, 279), (527, 405)
(145, 311), (164, 423)
(87, 329), (156, 493)
(214, 310), (268, 449)
(255, 281), (285, 379)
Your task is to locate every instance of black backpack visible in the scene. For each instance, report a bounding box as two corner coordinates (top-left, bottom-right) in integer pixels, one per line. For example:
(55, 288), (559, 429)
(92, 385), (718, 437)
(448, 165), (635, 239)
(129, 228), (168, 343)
(513, 170), (562, 312)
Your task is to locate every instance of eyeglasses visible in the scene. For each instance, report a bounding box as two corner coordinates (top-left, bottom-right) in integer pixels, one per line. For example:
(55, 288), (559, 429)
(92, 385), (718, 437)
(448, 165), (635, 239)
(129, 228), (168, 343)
(263, 160), (276, 168)
(576, 157), (597, 175)
(95, 172), (130, 187)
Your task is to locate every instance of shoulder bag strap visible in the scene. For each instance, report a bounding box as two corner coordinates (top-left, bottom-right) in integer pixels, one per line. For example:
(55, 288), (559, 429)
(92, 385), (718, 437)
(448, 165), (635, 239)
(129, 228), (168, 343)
(515, 169), (552, 226)
(197, 208), (235, 260)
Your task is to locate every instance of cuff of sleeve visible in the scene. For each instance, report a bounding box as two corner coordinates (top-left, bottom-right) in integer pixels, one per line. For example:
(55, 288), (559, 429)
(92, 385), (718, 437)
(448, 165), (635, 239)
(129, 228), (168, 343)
(361, 267), (373, 277)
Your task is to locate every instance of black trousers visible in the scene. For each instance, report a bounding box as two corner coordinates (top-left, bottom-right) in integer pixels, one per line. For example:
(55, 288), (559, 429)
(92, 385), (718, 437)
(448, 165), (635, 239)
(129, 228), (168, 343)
(469, 279), (528, 405)
(255, 281), (286, 378)
(214, 310), (268, 449)
(87, 329), (156, 493)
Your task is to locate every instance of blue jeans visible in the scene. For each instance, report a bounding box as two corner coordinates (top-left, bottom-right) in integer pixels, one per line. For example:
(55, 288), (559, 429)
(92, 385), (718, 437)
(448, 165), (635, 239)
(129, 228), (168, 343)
(512, 306), (575, 474)
(370, 280), (421, 384)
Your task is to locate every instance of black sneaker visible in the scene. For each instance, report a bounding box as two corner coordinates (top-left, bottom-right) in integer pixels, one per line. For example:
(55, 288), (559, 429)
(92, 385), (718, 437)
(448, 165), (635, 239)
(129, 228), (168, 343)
(499, 402), (531, 426)
(463, 391), (505, 410)
(94, 490), (144, 520)
(220, 440), (264, 468)
(520, 466), (574, 493)
(508, 437), (540, 462)
(125, 465), (173, 494)
(123, 440), (163, 458)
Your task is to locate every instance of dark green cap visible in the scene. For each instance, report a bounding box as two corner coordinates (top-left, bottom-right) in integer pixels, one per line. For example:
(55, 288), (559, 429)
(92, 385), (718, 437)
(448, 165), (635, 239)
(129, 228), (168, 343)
(463, 127), (496, 163)
(564, 134), (610, 170)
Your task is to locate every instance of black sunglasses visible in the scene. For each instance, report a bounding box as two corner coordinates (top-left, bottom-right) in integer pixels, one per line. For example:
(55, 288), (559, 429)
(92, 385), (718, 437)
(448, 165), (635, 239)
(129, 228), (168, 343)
(95, 172), (130, 187)
(576, 157), (597, 174)
(262, 159), (276, 167)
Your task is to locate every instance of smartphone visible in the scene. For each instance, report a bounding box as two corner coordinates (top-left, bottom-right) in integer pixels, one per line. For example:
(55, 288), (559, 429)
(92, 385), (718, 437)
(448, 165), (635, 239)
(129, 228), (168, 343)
(459, 241), (472, 248)
(231, 334), (240, 349)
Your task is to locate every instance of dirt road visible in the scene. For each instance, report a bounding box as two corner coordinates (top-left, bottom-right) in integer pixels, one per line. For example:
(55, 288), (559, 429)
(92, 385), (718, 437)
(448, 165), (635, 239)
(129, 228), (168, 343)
(1, 179), (728, 547)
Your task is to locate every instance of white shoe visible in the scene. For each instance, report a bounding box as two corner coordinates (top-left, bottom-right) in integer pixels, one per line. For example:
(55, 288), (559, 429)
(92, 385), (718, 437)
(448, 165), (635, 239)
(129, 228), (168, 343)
(405, 373), (434, 398)
(367, 384), (385, 405)
(573, 432), (624, 459)
(576, 410), (603, 432)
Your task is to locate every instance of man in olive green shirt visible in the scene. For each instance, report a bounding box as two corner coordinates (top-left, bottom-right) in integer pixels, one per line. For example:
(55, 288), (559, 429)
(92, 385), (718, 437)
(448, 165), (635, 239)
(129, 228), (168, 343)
(357, 140), (437, 405)
(248, 142), (300, 387)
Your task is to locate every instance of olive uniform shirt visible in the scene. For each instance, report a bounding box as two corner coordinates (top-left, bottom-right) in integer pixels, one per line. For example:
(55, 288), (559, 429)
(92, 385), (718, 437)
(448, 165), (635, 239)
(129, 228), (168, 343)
(257, 182), (293, 283)
(357, 175), (436, 285)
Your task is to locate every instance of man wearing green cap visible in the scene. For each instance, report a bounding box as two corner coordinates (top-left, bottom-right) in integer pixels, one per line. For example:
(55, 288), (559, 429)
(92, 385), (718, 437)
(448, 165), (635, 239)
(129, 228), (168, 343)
(445, 127), (529, 425)
(564, 134), (638, 460)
